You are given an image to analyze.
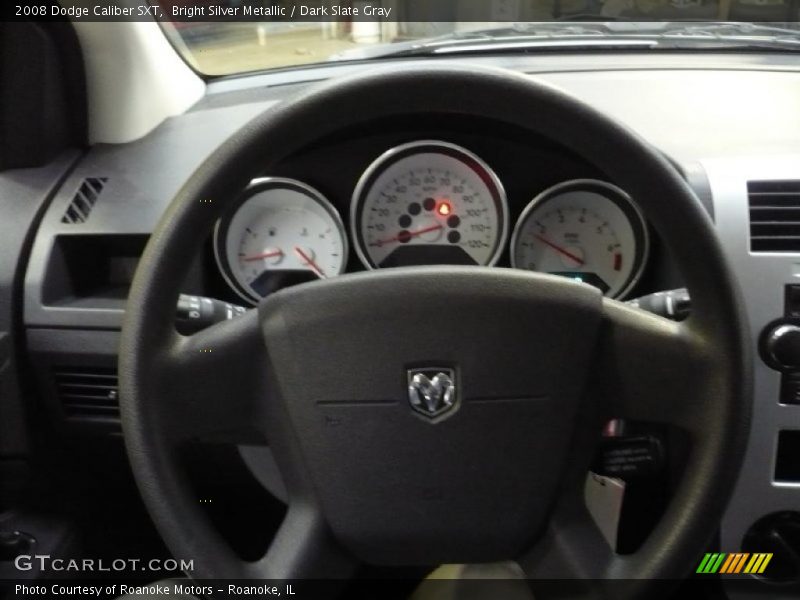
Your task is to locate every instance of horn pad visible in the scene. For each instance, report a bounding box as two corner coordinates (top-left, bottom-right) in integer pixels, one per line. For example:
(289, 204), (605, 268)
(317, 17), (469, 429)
(259, 267), (602, 564)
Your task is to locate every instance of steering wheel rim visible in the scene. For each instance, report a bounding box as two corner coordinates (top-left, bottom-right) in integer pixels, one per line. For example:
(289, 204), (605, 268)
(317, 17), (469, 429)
(119, 65), (751, 597)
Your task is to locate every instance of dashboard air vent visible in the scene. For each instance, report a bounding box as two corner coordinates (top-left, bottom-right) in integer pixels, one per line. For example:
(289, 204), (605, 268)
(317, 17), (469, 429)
(53, 367), (119, 419)
(749, 180), (800, 252)
(61, 177), (108, 224)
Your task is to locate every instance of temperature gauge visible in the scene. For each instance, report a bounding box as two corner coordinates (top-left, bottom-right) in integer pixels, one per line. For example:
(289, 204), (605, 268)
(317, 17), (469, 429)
(214, 178), (347, 304)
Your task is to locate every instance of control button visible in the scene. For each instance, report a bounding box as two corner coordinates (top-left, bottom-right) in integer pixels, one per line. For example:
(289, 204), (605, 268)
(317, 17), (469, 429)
(175, 294), (247, 335)
(764, 324), (800, 371)
(743, 511), (800, 582)
(626, 288), (690, 321)
(781, 373), (800, 405)
(786, 285), (800, 318)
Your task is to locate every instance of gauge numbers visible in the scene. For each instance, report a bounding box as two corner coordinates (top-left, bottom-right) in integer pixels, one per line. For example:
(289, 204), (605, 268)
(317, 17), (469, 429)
(352, 141), (508, 269)
(214, 178), (347, 304)
(511, 180), (648, 298)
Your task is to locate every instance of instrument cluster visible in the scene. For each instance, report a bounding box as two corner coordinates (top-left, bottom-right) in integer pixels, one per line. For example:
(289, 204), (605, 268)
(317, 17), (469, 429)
(214, 140), (649, 305)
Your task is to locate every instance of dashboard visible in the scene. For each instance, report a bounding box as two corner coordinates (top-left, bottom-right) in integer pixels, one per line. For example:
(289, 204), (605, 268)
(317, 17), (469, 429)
(7, 51), (799, 597)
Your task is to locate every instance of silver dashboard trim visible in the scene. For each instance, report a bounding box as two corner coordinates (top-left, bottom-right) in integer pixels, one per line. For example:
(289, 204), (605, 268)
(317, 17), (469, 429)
(705, 155), (800, 596)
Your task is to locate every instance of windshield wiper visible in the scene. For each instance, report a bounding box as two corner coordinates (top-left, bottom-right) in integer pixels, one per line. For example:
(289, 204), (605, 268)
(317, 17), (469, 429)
(330, 21), (800, 61)
(642, 21), (800, 49)
(330, 24), (655, 60)
(655, 21), (800, 39)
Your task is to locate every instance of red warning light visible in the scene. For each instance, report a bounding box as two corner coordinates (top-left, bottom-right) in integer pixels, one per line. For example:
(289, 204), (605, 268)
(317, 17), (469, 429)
(437, 201), (452, 216)
(613, 253), (622, 272)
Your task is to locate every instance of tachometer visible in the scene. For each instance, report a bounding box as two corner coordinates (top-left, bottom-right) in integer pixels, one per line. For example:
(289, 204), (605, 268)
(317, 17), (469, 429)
(511, 179), (649, 298)
(214, 178), (347, 304)
(352, 141), (508, 269)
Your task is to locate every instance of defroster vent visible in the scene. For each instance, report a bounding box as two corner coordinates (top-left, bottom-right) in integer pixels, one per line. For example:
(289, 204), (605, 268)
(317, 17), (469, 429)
(61, 177), (107, 224)
(749, 180), (800, 252)
(53, 367), (119, 419)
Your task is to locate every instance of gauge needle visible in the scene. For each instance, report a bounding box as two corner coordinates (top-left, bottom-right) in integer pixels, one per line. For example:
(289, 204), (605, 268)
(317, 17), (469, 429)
(242, 249), (284, 262)
(370, 224), (444, 247)
(533, 234), (585, 266)
(294, 247), (326, 279)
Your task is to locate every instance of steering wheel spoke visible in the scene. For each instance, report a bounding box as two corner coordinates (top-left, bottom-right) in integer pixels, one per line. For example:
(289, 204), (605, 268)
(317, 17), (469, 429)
(248, 502), (357, 580)
(596, 299), (712, 431)
(158, 309), (268, 444)
(519, 470), (678, 599)
(521, 496), (615, 584)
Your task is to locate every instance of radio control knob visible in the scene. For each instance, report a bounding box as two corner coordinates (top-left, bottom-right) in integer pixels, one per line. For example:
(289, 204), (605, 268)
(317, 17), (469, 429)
(765, 324), (800, 371)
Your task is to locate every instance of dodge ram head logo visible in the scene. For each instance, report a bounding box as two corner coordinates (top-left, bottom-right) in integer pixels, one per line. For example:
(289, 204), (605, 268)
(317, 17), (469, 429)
(407, 368), (457, 420)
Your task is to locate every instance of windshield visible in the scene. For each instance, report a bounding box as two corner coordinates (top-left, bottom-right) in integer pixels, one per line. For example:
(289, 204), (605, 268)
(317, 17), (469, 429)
(155, 1), (800, 76)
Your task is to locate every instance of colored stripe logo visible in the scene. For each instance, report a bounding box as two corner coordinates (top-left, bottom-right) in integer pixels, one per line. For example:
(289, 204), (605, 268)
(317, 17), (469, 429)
(696, 553), (773, 574)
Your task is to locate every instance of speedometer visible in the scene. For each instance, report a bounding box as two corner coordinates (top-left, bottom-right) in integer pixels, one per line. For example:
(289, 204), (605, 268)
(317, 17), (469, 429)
(352, 141), (508, 269)
(511, 179), (649, 298)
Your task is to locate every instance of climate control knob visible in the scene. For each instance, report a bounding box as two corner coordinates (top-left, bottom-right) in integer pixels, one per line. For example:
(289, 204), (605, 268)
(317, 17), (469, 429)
(764, 323), (800, 371)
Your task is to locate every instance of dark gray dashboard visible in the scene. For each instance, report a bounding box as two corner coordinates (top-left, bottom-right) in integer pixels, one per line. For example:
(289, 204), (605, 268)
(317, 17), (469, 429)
(11, 52), (800, 596)
(23, 51), (800, 328)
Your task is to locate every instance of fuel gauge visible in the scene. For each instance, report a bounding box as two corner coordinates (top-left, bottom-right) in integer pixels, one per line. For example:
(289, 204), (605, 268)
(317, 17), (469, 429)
(214, 178), (347, 304)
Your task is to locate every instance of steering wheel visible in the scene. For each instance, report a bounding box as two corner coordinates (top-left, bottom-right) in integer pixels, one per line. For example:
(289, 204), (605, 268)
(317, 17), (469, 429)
(119, 65), (751, 598)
